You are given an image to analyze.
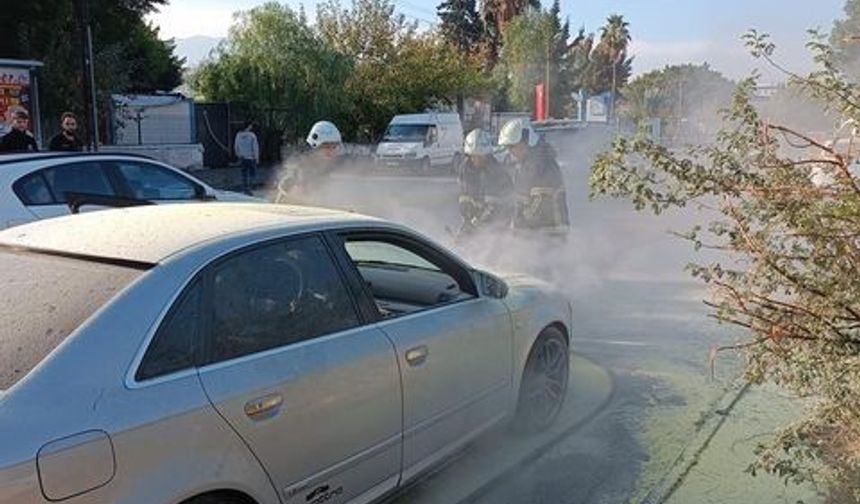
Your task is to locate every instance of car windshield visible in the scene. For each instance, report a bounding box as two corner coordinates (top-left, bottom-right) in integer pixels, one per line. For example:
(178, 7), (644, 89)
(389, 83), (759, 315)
(0, 250), (142, 390)
(382, 124), (429, 143)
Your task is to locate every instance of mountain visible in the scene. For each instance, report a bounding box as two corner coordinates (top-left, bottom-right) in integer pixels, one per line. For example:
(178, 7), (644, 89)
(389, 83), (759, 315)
(174, 35), (224, 68)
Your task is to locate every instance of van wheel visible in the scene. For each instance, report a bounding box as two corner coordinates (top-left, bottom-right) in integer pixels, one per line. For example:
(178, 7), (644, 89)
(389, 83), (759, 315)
(512, 327), (569, 434)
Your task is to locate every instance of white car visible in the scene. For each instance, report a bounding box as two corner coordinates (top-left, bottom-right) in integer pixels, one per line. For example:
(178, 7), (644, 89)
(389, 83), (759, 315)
(0, 203), (571, 504)
(0, 152), (256, 229)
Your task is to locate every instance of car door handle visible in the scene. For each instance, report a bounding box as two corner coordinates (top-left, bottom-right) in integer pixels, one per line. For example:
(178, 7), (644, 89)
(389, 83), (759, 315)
(244, 393), (283, 419)
(405, 346), (429, 367)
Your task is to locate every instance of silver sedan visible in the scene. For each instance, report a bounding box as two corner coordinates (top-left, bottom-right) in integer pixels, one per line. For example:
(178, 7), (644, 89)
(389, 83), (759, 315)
(0, 203), (572, 504)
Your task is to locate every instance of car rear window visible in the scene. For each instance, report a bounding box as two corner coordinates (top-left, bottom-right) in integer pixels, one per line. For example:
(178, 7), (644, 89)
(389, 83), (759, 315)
(0, 250), (142, 390)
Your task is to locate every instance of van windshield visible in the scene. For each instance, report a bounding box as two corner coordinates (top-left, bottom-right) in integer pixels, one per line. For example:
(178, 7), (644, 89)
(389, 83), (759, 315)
(0, 250), (142, 390)
(383, 124), (430, 143)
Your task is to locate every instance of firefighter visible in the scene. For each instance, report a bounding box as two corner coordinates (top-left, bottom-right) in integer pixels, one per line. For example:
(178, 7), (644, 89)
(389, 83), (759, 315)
(276, 121), (343, 204)
(497, 118), (570, 233)
(457, 128), (514, 236)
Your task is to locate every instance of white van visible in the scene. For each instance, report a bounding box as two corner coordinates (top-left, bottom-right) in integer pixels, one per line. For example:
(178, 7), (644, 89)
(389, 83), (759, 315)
(375, 113), (464, 170)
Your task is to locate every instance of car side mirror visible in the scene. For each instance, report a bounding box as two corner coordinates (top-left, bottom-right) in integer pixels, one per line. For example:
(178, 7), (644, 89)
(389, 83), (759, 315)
(476, 269), (508, 299)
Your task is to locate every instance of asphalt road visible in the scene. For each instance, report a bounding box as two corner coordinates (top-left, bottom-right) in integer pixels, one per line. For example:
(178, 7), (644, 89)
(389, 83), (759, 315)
(258, 131), (743, 503)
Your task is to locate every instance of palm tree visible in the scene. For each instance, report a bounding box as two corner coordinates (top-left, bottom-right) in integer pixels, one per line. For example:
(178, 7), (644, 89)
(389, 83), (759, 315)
(597, 14), (631, 120)
(599, 14), (631, 58)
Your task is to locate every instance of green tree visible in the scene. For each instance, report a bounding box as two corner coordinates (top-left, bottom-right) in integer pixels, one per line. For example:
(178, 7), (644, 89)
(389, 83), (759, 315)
(591, 30), (860, 501)
(191, 2), (351, 144)
(480, 0), (539, 68)
(830, 0), (860, 79)
(498, 5), (570, 117)
(0, 0), (182, 128)
(317, 0), (488, 139)
(565, 28), (595, 94)
(619, 64), (734, 142)
(586, 14), (633, 96)
(437, 0), (484, 54)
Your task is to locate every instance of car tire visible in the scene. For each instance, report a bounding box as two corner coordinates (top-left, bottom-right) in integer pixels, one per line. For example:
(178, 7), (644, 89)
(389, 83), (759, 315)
(511, 326), (569, 434)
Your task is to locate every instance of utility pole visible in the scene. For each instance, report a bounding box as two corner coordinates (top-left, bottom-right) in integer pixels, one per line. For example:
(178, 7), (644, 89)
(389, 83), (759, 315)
(73, 0), (99, 151)
(610, 50), (621, 126)
(544, 32), (561, 120)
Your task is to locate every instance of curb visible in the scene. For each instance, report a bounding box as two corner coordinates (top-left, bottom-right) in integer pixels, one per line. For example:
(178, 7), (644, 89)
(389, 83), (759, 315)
(640, 380), (752, 504)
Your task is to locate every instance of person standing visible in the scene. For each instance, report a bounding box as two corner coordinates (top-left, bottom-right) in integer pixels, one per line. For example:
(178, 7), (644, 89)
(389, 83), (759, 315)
(497, 118), (570, 233)
(275, 121), (344, 205)
(234, 121), (260, 194)
(48, 112), (84, 151)
(0, 110), (38, 153)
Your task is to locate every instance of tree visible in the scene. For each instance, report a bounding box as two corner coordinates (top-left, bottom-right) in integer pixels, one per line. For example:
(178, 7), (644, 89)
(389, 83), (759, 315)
(586, 14), (633, 96)
(830, 0), (860, 80)
(317, 0), (488, 139)
(565, 28), (595, 94)
(498, 5), (570, 117)
(591, 30), (860, 501)
(437, 0), (484, 54)
(480, 0), (539, 68)
(191, 3), (351, 145)
(0, 0), (182, 127)
(619, 64), (735, 142)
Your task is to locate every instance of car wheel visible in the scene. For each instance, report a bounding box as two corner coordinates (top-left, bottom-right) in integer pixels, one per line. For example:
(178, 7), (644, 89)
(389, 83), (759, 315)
(183, 493), (250, 504)
(512, 327), (569, 434)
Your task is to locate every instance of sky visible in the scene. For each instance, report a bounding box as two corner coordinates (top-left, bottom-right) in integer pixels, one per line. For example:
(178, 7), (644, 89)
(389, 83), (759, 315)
(149, 0), (849, 81)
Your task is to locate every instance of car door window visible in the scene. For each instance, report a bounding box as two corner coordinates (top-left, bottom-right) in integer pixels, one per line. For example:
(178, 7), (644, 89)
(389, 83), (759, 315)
(114, 161), (199, 200)
(206, 235), (360, 365)
(426, 126), (438, 145)
(35, 162), (116, 203)
(136, 280), (202, 381)
(343, 237), (476, 317)
(13, 172), (54, 205)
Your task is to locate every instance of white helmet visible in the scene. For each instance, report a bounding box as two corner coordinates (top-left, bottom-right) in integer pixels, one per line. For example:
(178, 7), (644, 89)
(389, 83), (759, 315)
(306, 121), (342, 148)
(464, 128), (494, 156)
(498, 118), (538, 147)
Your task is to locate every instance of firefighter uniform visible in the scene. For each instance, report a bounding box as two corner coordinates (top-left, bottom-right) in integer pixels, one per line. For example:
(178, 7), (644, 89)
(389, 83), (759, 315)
(511, 142), (570, 231)
(458, 156), (514, 228)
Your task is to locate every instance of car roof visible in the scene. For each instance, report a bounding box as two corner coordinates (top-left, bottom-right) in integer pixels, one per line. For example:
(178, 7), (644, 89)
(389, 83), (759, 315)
(0, 151), (154, 166)
(391, 113), (460, 125)
(0, 203), (381, 265)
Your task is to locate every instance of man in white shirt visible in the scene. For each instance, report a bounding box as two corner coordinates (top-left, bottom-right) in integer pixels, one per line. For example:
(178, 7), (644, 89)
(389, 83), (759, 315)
(234, 121), (260, 194)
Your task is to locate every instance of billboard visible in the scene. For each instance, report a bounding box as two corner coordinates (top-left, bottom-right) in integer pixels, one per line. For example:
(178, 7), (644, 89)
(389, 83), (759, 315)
(0, 66), (34, 137)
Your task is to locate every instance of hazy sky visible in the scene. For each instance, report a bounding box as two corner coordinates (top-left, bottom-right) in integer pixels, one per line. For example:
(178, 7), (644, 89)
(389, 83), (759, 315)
(149, 0), (849, 81)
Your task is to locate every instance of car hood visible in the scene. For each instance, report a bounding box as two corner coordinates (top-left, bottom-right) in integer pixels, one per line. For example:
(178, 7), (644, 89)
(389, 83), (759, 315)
(499, 272), (552, 289)
(377, 142), (421, 155)
(212, 190), (265, 202)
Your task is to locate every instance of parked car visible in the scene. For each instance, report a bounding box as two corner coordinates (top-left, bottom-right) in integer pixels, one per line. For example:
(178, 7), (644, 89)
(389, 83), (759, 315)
(0, 203), (572, 504)
(0, 152), (256, 229)
(375, 113), (464, 171)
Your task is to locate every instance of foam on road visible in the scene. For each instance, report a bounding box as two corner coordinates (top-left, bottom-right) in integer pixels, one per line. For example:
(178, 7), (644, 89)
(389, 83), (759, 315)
(387, 354), (613, 504)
